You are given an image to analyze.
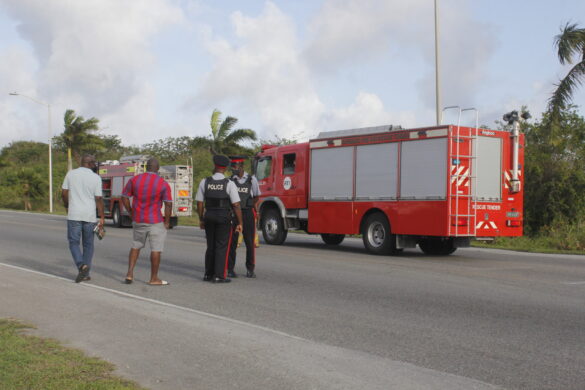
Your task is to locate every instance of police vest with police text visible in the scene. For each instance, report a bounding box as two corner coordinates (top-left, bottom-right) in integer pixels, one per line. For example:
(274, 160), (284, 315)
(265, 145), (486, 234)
(231, 175), (254, 209)
(204, 177), (231, 209)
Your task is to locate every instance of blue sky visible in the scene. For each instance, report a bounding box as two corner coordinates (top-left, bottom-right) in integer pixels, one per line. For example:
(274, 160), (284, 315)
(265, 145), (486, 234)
(1, 0), (584, 148)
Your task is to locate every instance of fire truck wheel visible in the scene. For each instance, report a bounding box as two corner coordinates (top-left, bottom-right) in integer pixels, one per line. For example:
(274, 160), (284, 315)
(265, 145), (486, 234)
(418, 238), (457, 255)
(362, 213), (397, 255)
(320, 234), (345, 245)
(112, 205), (122, 228)
(261, 208), (288, 245)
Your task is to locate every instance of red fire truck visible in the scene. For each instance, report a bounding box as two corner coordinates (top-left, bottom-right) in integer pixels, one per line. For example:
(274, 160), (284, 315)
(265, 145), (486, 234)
(254, 112), (524, 255)
(99, 155), (193, 228)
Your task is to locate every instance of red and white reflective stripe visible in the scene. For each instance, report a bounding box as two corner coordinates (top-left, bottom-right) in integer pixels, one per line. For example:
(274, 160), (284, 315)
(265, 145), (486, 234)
(450, 165), (470, 187)
(476, 221), (497, 229)
(504, 170), (522, 189)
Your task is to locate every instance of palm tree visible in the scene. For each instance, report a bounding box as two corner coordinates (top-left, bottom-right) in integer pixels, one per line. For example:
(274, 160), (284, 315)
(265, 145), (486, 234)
(208, 109), (257, 155)
(61, 109), (102, 170)
(549, 23), (585, 122)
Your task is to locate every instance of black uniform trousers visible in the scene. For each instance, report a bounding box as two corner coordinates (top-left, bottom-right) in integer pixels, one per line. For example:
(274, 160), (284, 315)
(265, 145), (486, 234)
(228, 208), (256, 272)
(204, 209), (234, 279)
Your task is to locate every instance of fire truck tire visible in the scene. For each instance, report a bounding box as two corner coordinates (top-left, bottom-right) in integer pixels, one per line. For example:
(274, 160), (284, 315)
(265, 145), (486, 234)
(261, 208), (288, 245)
(321, 234), (345, 245)
(418, 238), (457, 255)
(112, 205), (123, 228)
(361, 213), (398, 255)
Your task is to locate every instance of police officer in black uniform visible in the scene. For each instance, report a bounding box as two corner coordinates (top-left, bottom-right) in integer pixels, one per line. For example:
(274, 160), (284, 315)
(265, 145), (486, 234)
(227, 156), (261, 278)
(195, 155), (242, 283)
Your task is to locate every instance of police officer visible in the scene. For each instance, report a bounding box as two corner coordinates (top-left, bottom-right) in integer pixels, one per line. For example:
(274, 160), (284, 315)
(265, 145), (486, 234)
(227, 156), (261, 278)
(195, 155), (243, 283)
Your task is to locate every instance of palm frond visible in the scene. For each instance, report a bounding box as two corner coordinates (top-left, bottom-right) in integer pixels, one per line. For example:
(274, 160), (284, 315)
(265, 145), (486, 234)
(63, 109), (76, 126)
(210, 109), (222, 140)
(549, 61), (585, 117)
(554, 23), (585, 65)
(218, 116), (238, 140)
(224, 128), (257, 145)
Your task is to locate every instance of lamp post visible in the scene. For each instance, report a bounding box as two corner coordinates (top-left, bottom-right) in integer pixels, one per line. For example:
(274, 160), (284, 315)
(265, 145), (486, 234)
(434, 0), (441, 125)
(9, 92), (53, 213)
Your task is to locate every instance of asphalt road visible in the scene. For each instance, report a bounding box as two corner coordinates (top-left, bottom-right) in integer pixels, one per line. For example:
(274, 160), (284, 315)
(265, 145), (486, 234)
(1, 209), (584, 390)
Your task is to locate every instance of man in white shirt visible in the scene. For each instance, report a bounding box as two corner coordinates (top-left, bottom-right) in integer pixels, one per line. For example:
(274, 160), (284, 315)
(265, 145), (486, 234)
(61, 154), (105, 283)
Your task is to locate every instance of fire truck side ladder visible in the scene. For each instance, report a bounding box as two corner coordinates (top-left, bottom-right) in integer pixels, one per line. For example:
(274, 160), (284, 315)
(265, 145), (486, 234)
(443, 106), (478, 237)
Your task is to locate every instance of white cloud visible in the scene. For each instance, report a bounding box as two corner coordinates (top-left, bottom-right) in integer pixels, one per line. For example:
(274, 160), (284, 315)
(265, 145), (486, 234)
(304, 0), (429, 71)
(195, 2), (324, 139)
(195, 1), (424, 140)
(324, 92), (416, 132)
(305, 0), (497, 115)
(0, 46), (42, 146)
(0, 0), (183, 145)
(416, 0), (496, 110)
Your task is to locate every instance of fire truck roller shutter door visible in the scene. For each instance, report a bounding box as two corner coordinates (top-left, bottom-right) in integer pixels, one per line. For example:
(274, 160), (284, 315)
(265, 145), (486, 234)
(310, 147), (353, 200)
(112, 177), (124, 197)
(474, 136), (502, 201)
(356, 143), (398, 199)
(400, 138), (447, 199)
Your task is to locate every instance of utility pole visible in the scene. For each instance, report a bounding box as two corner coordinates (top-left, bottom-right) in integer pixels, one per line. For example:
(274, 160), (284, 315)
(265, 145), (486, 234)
(434, 0), (441, 125)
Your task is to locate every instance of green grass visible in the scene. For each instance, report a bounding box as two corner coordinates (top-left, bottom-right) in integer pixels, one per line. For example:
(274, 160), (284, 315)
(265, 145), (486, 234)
(472, 236), (585, 255)
(0, 319), (146, 390)
(177, 215), (200, 227)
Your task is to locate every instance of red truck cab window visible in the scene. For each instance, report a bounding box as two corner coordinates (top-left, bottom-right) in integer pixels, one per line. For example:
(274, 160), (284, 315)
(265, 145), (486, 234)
(283, 153), (296, 174)
(256, 157), (272, 180)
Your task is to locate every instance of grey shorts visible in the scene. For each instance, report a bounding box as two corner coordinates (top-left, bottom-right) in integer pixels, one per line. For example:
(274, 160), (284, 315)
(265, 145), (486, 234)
(132, 223), (167, 252)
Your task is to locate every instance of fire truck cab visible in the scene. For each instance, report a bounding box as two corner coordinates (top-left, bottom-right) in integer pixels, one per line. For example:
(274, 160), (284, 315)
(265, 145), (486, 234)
(255, 120), (524, 255)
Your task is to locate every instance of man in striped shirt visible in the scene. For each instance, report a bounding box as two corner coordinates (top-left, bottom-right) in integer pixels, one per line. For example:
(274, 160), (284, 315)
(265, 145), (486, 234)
(121, 158), (172, 286)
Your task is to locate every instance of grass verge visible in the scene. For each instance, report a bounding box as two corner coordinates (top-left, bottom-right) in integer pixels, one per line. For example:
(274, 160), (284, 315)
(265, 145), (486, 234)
(0, 318), (146, 390)
(472, 236), (585, 255)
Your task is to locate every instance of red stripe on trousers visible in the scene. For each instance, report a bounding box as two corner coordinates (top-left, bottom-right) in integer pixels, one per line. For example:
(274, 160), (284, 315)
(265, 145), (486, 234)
(252, 212), (256, 266)
(223, 226), (234, 279)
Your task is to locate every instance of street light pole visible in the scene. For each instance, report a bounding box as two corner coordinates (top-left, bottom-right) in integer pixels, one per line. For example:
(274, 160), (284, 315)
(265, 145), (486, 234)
(9, 92), (54, 213)
(47, 103), (53, 213)
(434, 0), (442, 125)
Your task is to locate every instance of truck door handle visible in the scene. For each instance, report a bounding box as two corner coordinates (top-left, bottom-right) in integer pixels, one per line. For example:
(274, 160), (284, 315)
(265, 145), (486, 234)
(267, 187), (272, 190)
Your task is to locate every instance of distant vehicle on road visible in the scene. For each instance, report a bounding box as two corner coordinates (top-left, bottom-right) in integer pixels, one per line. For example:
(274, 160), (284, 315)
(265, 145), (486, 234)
(98, 155), (193, 228)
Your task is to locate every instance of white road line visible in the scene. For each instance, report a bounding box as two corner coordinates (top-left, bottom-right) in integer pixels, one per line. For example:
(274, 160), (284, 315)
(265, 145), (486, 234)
(561, 281), (585, 285)
(0, 262), (306, 342)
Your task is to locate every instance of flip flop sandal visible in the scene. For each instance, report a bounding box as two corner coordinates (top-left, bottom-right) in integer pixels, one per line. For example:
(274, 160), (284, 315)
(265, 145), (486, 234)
(148, 280), (169, 286)
(124, 278), (133, 284)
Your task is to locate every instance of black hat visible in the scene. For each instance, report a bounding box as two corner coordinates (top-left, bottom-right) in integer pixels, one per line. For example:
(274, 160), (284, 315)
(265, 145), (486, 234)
(213, 155), (231, 167)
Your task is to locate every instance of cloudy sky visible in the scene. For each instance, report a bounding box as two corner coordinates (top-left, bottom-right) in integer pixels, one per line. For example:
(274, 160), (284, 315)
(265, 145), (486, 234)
(1, 0), (584, 148)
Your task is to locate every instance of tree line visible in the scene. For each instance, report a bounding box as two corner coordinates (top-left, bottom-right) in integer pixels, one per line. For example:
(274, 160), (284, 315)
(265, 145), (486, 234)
(0, 108), (292, 212)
